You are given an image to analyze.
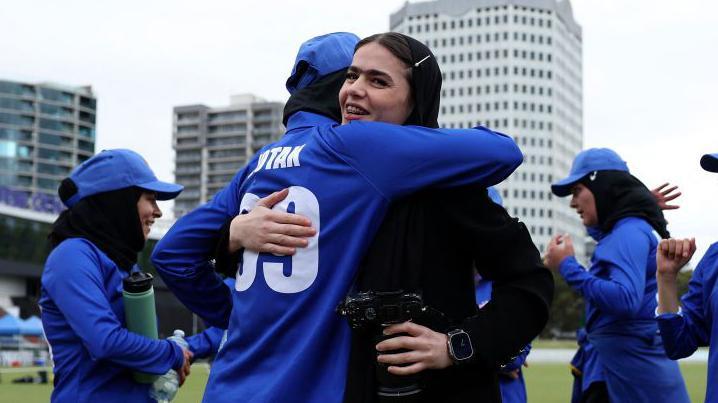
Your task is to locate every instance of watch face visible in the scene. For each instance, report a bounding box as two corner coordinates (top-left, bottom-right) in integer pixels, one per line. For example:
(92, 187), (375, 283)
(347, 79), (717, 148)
(450, 332), (473, 360)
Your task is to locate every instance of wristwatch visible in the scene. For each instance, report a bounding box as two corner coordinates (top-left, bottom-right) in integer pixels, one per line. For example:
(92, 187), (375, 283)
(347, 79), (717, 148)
(446, 329), (474, 364)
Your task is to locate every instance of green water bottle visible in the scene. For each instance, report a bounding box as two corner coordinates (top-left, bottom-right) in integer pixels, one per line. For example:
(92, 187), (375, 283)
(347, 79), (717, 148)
(123, 271), (159, 384)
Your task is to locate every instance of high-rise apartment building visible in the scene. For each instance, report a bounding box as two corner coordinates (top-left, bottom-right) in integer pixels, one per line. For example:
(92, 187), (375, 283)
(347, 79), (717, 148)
(0, 80), (96, 205)
(391, 0), (584, 256)
(172, 94), (284, 217)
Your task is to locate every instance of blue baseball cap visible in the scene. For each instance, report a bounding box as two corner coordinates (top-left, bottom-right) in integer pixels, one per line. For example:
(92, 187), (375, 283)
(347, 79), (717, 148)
(285, 32), (360, 95)
(700, 153), (718, 172)
(551, 148), (629, 197)
(63, 149), (183, 207)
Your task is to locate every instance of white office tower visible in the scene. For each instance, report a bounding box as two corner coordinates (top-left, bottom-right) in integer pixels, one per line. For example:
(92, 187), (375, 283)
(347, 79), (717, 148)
(391, 0), (585, 257)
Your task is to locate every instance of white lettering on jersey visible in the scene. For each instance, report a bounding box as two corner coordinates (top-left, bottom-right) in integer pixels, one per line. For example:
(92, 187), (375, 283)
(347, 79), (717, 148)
(250, 151), (270, 177)
(264, 148), (283, 170)
(286, 145), (305, 168)
(248, 145), (305, 177)
(272, 147), (292, 169)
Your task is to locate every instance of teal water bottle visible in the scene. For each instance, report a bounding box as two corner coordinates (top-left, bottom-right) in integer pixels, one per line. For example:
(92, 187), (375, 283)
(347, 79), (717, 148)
(123, 271), (159, 384)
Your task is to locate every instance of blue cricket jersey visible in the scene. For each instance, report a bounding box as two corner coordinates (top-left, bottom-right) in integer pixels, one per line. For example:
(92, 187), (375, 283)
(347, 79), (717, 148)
(152, 111), (522, 402)
(40, 238), (184, 403)
(657, 242), (718, 402)
(559, 217), (689, 403)
(186, 278), (234, 359)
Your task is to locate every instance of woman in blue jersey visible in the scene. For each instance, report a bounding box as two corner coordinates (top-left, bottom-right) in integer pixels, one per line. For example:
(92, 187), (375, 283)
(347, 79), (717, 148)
(543, 147), (690, 403)
(655, 152), (718, 403)
(40, 149), (191, 403)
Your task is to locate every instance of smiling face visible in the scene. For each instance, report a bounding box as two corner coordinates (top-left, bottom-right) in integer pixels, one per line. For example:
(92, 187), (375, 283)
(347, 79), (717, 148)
(137, 191), (162, 240)
(569, 183), (598, 227)
(338, 42), (413, 125)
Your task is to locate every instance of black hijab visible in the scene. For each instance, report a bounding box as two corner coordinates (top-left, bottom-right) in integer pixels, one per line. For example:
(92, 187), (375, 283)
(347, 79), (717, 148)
(282, 69), (346, 126)
(351, 33), (444, 292)
(49, 178), (146, 271)
(396, 33), (442, 128)
(580, 170), (670, 239)
(282, 34), (443, 129)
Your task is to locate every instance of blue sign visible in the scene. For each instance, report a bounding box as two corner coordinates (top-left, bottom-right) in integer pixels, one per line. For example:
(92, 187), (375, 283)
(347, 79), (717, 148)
(0, 186), (64, 214)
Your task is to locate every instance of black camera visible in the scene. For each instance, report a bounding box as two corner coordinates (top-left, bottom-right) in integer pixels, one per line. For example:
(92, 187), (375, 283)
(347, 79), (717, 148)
(337, 290), (424, 330)
(338, 290), (425, 401)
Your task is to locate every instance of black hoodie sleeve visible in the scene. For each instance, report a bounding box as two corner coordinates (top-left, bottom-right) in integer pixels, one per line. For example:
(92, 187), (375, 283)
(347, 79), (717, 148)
(440, 186), (554, 369)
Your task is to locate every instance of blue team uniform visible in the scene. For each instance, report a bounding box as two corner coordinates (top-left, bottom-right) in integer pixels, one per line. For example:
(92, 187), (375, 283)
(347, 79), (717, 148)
(657, 242), (718, 402)
(186, 278), (234, 359)
(186, 327), (225, 359)
(559, 217), (689, 403)
(152, 112), (522, 403)
(569, 328), (604, 403)
(40, 238), (184, 403)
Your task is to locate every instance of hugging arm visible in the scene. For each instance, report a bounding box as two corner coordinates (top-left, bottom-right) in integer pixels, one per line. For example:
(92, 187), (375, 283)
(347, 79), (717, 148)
(151, 167), (250, 328)
(451, 188), (553, 369)
(323, 122), (523, 199)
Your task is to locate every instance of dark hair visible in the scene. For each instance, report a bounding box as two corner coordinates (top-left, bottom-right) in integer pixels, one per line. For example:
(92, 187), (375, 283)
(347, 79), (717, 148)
(355, 33), (413, 72)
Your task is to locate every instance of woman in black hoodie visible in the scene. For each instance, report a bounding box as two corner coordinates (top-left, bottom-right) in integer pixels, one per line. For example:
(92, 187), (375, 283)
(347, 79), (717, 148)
(339, 33), (553, 403)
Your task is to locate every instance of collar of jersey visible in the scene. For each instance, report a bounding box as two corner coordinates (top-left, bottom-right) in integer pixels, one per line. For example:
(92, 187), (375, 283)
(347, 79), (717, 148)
(285, 111), (337, 133)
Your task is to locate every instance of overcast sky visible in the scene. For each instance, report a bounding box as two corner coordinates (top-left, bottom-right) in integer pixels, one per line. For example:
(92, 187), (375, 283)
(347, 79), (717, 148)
(2, 0), (716, 262)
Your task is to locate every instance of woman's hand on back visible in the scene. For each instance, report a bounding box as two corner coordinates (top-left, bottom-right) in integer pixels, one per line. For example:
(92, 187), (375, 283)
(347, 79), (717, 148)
(228, 188), (316, 255)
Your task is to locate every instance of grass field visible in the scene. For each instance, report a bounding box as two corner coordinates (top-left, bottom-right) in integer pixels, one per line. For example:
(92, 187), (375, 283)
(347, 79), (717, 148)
(0, 362), (707, 402)
(523, 362), (707, 403)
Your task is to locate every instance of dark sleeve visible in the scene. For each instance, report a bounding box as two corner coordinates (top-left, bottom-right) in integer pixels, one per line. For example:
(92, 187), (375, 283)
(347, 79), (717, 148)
(445, 186), (554, 370)
(213, 217), (242, 278)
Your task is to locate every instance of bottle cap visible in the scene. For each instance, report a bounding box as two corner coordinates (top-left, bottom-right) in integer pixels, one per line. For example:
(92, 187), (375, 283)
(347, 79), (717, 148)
(123, 272), (154, 293)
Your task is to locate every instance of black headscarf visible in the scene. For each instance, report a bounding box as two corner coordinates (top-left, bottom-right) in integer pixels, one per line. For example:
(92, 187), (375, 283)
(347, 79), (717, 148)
(349, 34), (444, 292)
(580, 170), (670, 239)
(49, 179), (146, 271)
(282, 34), (443, 129)
(395, 33), (442, 128)
(282, 69), (346, 126)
